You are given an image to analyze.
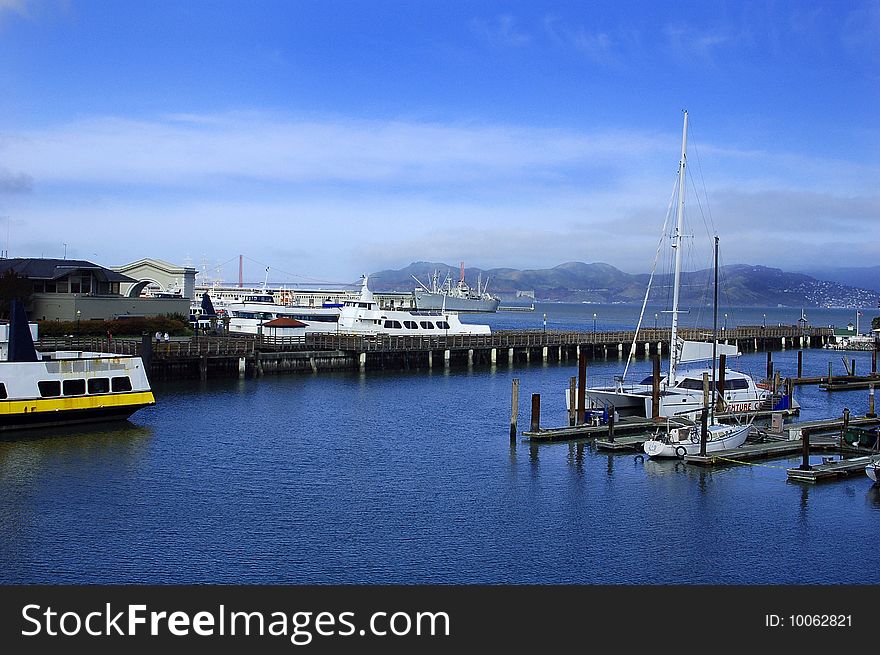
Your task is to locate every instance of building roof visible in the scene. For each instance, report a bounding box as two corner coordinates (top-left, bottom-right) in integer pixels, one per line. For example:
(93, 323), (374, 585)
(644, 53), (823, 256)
(0, 258), (135, 283)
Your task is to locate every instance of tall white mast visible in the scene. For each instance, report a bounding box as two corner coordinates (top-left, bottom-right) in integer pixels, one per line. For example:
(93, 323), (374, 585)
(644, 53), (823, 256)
(668, 110), (688, 386)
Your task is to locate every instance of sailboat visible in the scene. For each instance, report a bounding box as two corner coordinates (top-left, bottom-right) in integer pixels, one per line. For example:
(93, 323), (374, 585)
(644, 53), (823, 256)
(565, 110), (769, 422)
(642, 236), (752, 458)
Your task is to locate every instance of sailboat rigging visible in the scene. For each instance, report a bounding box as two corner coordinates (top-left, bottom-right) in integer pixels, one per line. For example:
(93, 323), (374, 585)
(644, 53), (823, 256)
(564, 110), (771, 422)
(642, 235), (753, 459)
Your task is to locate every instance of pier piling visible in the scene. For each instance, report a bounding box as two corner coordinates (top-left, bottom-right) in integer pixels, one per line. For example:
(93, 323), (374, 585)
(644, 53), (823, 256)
(797, 350), (803, 379)
(869, 384), (876, 419)
(577, 353), (587, 425)
(766, 352), (773, 380)
(607, 404), (616, 442)
(530, 394), (541, 432)
(699, 407), (708, 457)
(651, 354), (661, 419)
(140, 333), (152, 381)
(510, 378), (519, 441)
(800, 425), (812, 470)
(568, 377), (577, 426)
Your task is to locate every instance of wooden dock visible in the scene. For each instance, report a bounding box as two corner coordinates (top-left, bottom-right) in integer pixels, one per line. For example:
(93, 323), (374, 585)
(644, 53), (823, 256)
(684, 435), (840, 466)
(522, 416), (659, 442)
(36, 323), (833, 380)
(786, 455), (876, 483)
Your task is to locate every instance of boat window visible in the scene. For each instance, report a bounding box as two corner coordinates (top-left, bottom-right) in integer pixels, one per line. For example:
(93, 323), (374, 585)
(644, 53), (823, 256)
(638, 375), (666, 385)
(383, 320), (402, 329)
(0, 383), (6, 399)
(63, 379), (86, 396)
(726, 378), (749, 390)
(419, 321), (435, 329)
(677, 378), (707, 390)
(436, 321), (450, 330)
(111, 377), (133, 392)
(38, 381), (61, 397)
(403, 321), (418, 329)
(88, 378), (111, 394)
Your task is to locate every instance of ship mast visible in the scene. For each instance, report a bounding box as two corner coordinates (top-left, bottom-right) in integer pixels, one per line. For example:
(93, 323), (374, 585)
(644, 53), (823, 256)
(668, 110), (688, 386)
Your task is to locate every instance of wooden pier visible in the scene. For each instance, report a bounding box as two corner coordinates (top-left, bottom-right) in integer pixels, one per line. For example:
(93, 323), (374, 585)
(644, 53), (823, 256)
(36, 323), (833, 380)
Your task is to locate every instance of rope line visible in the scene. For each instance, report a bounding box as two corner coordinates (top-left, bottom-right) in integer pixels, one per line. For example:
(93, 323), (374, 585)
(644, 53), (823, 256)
(711, 456), (790, 469)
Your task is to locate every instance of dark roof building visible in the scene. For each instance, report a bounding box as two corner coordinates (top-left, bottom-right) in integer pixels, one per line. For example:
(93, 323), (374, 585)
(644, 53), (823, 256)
(1, 257), (190, 321)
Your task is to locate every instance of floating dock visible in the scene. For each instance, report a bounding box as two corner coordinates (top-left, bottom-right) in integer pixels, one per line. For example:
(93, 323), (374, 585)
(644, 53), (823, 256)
(785, 455), (875, 482)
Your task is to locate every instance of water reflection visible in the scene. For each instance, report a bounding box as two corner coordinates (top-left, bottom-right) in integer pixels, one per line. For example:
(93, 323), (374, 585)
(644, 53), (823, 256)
(866, 483), (880, 509)
(566, 442), (585, 476)
(0, 423), (154, 483)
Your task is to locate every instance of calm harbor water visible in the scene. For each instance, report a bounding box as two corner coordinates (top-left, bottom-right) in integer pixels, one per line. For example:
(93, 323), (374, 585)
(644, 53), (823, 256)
(2, 304), (879, 584)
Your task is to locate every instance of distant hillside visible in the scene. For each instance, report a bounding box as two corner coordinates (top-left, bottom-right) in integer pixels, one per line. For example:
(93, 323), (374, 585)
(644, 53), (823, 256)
(799, 266), (880, 293)
(369, 261), (879, 308)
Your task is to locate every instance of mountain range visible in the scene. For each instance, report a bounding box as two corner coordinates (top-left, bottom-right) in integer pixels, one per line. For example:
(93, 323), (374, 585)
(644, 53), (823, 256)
(369, 261), (879, 308)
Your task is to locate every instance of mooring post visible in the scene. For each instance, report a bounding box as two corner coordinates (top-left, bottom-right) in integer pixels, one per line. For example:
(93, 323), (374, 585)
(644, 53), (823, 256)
(841, 407), (850, 449)
(530, 393), (541, 432)
(568, 376), (577, 426)
(577, 352), (587, 425)
(873, 348), (877, 375)
(702, 372), (710, 410)
(766, 351), (773, 381)
(828, 361), (833, 385)
(868, 384), (876, 419)
(786, 377), (794, 409)
(797, 350), (803, 379)
(717, 354), (727, 414)
(851, 359), (856, 377)
(651, 354), (661, 419)
(510, 378), (519, 441)
(700, 406), (709, 457)
(800, 428), (812, 470)
(607, 404), (615, 443)
(774, 370), (781, 396)
(199, 353), (208, 381)
(140, 332), (152, 381)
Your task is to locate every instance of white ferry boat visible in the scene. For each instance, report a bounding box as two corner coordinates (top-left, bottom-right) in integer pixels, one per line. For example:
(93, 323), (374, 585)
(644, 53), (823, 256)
(0, 300), (155, 431)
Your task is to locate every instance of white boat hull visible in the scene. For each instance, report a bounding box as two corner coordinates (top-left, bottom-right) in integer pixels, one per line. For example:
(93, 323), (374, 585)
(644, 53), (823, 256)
(565, 383), (767, 421)
(643, 423), (750, 458)
(867, 458), (880, 483)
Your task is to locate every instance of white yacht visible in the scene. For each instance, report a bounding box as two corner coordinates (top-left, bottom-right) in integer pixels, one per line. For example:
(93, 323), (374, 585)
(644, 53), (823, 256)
(323, 276), (491, 336)
(226, 292), (339, 335)
(227, 276), (491, 337)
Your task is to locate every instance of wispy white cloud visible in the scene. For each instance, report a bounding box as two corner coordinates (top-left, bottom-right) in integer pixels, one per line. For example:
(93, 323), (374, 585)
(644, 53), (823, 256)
(0, 113), (669, 189)
(0, 167), (32, 193)
(470, 14), (531, 48)
(663, 24), (731, 63)
(542, 15), (621, 66)
(0, 0), (31, 17)
(1, 111), (876, 280)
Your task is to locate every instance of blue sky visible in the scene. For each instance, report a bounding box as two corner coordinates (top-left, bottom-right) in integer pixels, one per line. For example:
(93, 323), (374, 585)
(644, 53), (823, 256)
(0, 0), (877, 286)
